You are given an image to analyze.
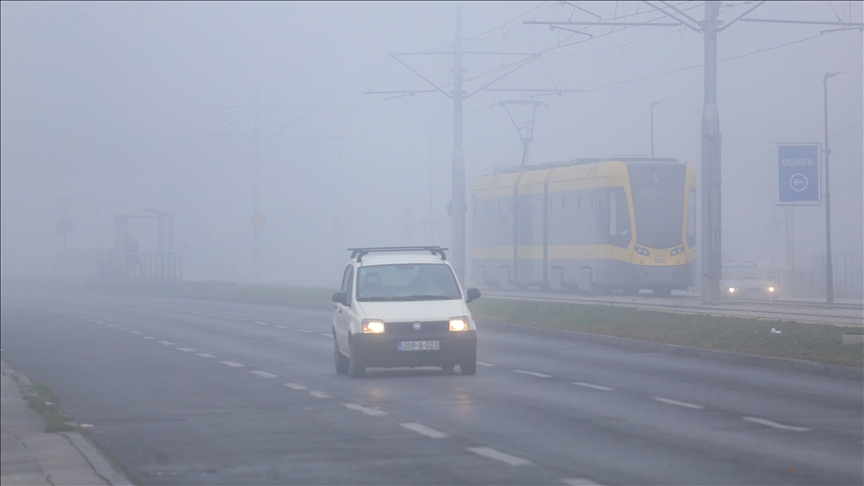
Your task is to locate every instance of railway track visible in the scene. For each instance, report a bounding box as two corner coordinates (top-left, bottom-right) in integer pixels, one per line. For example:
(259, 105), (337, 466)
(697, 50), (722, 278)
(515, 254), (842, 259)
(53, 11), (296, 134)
(483, 290), (864, 327)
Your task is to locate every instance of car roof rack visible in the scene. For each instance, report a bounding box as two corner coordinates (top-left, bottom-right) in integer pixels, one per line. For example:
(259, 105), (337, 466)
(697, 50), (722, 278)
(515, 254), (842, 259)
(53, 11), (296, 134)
(347, 246), (448, 263)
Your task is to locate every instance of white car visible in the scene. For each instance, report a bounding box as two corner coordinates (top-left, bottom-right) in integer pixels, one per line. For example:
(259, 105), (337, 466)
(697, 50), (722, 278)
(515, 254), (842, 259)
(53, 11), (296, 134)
(331, 246), (481, 378)
(721, 262), (778, 299)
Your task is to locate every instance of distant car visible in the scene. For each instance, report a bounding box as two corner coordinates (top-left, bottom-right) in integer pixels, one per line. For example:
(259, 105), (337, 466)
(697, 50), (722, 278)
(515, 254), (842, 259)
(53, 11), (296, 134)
(331, 246), (481, 378)
(721, 262), (778, 299)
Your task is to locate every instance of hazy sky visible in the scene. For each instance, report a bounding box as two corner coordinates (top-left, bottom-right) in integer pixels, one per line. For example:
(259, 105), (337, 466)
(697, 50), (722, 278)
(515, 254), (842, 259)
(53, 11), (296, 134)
(2, 1), (861, 285)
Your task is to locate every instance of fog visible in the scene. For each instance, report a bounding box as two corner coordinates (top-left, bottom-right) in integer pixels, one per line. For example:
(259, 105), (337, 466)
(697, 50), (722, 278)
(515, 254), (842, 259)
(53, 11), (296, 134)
(2, 1), (861, 289)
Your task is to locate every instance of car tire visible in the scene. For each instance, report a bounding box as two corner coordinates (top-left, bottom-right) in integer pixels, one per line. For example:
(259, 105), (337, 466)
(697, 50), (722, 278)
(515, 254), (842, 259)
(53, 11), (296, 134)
(348, 335), (365, 378)
(334, 331), (349, 374)
(440, 363), (455, 372)
(460, 354), (476, 376)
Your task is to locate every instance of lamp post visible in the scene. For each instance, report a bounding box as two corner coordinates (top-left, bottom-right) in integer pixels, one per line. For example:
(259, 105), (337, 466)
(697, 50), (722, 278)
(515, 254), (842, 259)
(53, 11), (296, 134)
(650, 100), (665, 158)
(823, 71), (842, 303)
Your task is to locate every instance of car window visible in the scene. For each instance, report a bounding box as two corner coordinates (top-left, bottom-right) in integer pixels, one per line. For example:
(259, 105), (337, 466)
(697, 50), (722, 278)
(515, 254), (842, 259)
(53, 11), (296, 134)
(723, 265), (766, 279)
(340, 265), (352, 292)
(344, 267), (354, 304)
(356, 264), (461, 301)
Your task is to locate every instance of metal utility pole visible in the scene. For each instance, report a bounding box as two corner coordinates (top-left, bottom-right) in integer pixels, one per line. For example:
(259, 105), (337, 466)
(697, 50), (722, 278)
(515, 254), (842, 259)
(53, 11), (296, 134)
(650, 100), (665, 158)
(451, 7), (467, 283)
(700, 1), (722, 303)
(823, 71), (842, 303)
(427, 134), (438, 244)
(252, 88), (263, 281)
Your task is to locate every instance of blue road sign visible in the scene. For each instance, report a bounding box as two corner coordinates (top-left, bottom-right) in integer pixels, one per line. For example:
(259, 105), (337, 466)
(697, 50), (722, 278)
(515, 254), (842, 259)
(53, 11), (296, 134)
(778, 144), (820, 204)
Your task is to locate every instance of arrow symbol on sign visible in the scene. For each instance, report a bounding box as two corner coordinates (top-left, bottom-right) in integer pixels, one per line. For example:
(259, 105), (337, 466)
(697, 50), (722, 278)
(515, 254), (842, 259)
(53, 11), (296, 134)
(789, 173), (808, 192)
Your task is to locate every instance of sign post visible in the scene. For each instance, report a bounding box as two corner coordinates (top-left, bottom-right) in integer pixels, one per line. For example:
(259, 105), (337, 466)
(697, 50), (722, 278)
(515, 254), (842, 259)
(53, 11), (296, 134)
(777, 144), (820, 205)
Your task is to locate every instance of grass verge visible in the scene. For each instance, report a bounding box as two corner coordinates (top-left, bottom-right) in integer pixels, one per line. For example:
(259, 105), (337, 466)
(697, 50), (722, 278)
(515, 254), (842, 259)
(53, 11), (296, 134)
(23, 381), (77, 432)
(467, 298), (863, 369)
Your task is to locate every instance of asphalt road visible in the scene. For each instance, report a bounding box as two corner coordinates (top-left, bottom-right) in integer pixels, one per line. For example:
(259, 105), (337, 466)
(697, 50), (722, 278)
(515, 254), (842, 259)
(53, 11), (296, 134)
(1, 290), (861, 485)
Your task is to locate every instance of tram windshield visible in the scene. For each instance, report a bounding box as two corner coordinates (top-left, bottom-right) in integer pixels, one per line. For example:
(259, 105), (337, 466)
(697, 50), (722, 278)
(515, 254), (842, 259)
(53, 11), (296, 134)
(627, 163), (687, 249)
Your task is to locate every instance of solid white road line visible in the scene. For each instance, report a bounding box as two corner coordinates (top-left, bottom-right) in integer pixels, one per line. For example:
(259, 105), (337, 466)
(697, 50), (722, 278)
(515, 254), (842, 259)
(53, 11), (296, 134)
(561, 478), (602, 485)
(344, 403), (387, 416)
(742, 417), (810, 432)
(308, 390), (331, 398)
(467, 447), (531, 466)
(176, 347), (196, 352)
(157, 341), (176, 346)
(514, 370), (552, 378)
(283, 383), (307, 390)
(254, 321), (270, 326)
(221, 361), (245, 368)
(197, 353), (216, 358)
(476, 361), (496, 367)
(652, 397), (704, 409)
(400, 423), (448, 439)
(250, 371), (278, 378)
(573, 382), (614, 391)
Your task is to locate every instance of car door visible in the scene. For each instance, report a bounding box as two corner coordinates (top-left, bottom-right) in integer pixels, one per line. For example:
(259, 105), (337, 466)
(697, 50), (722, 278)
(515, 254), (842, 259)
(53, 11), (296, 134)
(334, 265), (353, 352)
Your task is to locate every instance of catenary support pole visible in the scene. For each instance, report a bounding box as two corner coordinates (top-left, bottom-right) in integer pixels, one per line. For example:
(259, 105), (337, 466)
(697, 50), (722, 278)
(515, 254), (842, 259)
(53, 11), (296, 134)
(451, 6), (466, 284)
(701, 1), (722, 304)
(823, 71), (841, 303)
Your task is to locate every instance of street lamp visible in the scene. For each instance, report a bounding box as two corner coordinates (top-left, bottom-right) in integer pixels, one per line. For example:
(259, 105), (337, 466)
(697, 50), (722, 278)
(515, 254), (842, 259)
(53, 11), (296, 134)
(650, 100), (666, 158)
(823, 71), (843, 303)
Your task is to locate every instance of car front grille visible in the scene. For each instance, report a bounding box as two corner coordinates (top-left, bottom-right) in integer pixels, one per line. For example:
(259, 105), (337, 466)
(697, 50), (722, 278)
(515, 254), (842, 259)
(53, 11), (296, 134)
(385, 320), (449, 334)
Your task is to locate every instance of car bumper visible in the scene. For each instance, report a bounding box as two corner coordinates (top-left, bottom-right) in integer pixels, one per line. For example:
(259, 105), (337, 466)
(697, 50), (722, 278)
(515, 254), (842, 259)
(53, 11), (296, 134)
(352, 330), (476, 368)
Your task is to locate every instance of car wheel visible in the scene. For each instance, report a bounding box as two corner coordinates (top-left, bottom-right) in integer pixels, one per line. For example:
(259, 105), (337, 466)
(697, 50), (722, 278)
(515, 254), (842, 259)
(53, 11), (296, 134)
(348, 335), (365, 378)
(440, 363), (455, 372)
(334, 331), (349, 374)
(460, 353), (476, 376)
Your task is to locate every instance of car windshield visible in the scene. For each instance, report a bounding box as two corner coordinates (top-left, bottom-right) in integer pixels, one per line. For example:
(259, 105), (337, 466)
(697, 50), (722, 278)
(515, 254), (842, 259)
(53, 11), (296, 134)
(723, 265), (766, 279)
(356, 264), (461, 302)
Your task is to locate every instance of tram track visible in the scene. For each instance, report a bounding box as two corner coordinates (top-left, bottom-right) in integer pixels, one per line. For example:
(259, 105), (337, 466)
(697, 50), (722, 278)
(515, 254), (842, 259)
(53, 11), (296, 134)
(483, 290), (864, 327)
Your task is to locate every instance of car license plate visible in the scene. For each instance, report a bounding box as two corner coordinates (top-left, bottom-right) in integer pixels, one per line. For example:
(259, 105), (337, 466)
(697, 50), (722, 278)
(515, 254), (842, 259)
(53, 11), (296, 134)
(398, 340), (439, 351)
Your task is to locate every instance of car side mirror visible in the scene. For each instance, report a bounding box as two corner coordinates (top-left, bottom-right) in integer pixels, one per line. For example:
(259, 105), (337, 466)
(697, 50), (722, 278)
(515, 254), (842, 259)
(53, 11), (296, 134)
(332, 291), (348, 306)
(466, 288), (481, 303)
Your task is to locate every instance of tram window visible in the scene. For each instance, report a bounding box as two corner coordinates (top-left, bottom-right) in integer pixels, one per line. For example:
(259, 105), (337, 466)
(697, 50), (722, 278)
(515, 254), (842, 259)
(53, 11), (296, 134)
(687, 189), (696, 247)
(608, 188), (632, 249)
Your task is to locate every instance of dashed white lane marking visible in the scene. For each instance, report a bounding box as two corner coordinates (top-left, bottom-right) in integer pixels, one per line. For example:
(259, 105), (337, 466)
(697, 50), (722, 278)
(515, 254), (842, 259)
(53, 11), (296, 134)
(197, 353), (216, 358)
(573, 382), (614, 391)
(117, 327), (128, 331)
(297, 329), (313, 333)
(514, 370), (551, 378)
(144, 336), (155, 340)
(476, 361), (495, 367)
(284, 383), (307, 390)
(275, 325), (291, 329)
(107, 324), (116, 327)
(254, 321), (270, 326)
(95, 321), (104, 324)
(235, 318), (248, 322)
(400, 422), (447, 438)
(157, 341), (176, 346)
(344, 403), (387, 416)
(221, 361), (245, 368)
(653, 397), (704, 409)
(561, 478), (602, 485)
(742, 417), (810, 432)
(467, 447), (531, 466)
(308, 390), (331, 398)
(320, 333), (332, 337)
(250, 371), (278, 378)
(130, 331), (142, 335)
(176, 347), (196, 352)
(220, 316), (232, 319)
(205, 314), (217, 317)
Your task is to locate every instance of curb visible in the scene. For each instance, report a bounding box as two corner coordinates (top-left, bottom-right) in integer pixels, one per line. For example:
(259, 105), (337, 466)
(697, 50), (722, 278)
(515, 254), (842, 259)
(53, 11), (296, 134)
(480, 321), (864, 380)
(63, 433), (133, 486)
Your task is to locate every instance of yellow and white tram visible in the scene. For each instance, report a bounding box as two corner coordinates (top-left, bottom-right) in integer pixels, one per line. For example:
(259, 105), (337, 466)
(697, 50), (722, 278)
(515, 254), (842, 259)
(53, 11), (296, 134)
(471, 158), (697, 295)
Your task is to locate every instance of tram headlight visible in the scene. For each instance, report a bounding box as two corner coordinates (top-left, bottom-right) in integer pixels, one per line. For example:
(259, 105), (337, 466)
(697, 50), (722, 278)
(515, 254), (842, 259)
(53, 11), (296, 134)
(635, 247), (650, 256)
(670, 247), (685, 256)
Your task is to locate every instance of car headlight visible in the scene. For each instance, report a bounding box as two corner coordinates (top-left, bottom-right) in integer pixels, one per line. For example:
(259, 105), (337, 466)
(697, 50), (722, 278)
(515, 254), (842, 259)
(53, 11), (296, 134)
(728, 287), (736, 293)
(767, 286), (775, 292)
(449, 317), (469, 331)
(362, 319), (385, 333)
